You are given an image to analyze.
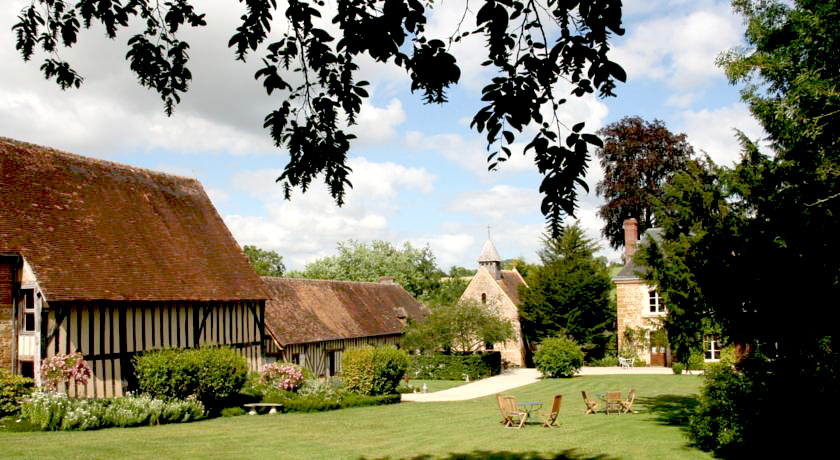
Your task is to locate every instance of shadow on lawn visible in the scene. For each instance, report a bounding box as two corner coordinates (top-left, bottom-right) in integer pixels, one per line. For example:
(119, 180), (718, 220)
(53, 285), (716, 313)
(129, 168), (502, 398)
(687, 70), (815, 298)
(636, 394), (698, 428)
(360, 449), (617, 460)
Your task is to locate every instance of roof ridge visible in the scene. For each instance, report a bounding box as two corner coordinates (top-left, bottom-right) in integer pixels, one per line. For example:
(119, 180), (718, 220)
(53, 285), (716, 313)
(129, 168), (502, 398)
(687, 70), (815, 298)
(0, 137), (200, 184)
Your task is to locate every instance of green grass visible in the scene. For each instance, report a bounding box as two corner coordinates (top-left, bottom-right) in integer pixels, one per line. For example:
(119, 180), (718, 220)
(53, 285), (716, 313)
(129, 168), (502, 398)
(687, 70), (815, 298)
(0, 375), (710, 460)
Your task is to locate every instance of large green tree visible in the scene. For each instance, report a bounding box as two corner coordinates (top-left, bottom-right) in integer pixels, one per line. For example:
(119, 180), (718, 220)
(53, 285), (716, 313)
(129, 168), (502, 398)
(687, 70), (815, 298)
(595, 116), (695, 249)
(243, 245), (286, 276)
(291, 239), (442, 298)
(637, 0), (839, 453)
(403, 299), (514, 353)
(518, 224), (614, 359)
(12, 0), (625, 234)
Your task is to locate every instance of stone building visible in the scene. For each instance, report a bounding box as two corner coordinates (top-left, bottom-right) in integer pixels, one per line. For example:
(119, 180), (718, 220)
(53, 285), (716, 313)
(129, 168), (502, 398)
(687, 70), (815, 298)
(612, 218), (672, 366)
(458, 239), (528, 367)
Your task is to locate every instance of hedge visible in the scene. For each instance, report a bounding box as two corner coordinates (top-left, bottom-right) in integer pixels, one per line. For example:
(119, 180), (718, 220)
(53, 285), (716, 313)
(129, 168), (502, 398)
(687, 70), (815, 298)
(408, 352), (501, 380)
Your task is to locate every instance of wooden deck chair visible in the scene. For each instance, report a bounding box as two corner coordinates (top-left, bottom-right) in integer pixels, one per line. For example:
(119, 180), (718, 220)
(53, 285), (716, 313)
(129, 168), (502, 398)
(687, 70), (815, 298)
(499, 395), (528, 428)
(605, 391), (623, 415)
(581, 391), (599, 414)
(496, 394), (511, 425)
(539, 394), (563, 428)
(621, 389), (636, 414)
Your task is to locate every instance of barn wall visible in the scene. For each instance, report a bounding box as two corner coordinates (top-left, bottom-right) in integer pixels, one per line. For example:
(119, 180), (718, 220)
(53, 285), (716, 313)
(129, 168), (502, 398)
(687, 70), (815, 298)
(280, 335), (402, 377)
(45, 300), (265, 397)
(0, 258), (15, 371)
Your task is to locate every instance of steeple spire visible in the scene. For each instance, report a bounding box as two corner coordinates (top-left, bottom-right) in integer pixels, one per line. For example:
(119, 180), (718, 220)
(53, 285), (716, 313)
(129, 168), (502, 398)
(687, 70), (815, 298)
(478, 238), (502, 279)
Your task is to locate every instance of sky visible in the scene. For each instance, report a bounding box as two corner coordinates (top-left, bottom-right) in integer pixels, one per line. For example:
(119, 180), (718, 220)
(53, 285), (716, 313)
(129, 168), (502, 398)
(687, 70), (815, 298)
(0, 0), (766, 272)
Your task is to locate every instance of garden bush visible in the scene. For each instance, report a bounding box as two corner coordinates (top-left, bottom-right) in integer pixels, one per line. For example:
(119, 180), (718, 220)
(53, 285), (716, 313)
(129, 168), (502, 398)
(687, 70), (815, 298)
(0, 369), (34, 416)
(672, 362), (685, 375)
(686, 352), (706, 372)
(133, 346), (248, 413)
(534, 336), (584, 378)
(408, 352), (501, 380)
(688, 362), (753, 455)
(587, 355), (618, 367)
(343, 345), (408, 396)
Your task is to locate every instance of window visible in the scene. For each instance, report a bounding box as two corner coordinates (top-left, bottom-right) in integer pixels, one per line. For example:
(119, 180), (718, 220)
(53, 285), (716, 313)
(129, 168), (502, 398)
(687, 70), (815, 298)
(291, 353), (300, 365)
(19, 289), (35, 333)
(705, 337), (721, 361)
(481, 293), (487, 304)
(649, 290), (665, 313)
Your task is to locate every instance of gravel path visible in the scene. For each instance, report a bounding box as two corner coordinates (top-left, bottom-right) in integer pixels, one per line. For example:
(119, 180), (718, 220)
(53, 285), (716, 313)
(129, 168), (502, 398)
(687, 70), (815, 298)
(400, 366), (674, 402)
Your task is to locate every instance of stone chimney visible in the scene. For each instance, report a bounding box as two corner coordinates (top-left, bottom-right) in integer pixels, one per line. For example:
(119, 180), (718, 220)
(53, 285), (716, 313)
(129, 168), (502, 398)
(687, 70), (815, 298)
(379, 276), (396, 285)
(623, 218), (639, 264)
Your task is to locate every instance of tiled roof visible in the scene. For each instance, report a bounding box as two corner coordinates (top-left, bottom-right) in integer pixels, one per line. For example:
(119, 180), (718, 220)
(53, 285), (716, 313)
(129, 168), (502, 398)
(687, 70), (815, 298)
(612, 228), (662, 282)
(262, 277), (428, 345)
(497, 269), (527, 305)
(0, 137), (267, 302)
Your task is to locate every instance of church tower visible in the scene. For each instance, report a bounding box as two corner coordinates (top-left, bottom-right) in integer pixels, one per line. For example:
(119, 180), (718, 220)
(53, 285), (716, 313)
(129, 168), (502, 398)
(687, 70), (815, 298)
(478, 239), (502, 280)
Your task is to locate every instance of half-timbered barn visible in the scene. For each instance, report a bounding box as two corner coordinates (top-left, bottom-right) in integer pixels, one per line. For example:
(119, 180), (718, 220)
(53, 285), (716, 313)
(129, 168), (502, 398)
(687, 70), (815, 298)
(0, 137), (268, 397)
(262, 276), (427, 376)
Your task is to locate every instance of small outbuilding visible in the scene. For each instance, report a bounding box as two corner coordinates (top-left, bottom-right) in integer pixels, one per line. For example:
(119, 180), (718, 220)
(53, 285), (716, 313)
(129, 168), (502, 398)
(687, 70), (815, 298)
(261, 276), (427, 376)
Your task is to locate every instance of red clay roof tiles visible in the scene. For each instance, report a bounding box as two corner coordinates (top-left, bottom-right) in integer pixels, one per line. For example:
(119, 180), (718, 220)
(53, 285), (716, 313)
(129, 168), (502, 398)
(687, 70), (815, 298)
(0, 137), (267, 302)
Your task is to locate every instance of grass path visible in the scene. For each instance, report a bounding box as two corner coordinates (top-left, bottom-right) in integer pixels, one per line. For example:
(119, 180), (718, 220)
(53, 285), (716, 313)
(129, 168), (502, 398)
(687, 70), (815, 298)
(0, 375), (710, 460)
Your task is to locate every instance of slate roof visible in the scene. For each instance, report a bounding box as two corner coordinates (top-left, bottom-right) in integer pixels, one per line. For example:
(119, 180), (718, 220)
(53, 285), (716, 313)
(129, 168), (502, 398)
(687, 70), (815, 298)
(0, 137), (267, 302)
(612, 228), (662, 282)
(262, 277), (428, 345)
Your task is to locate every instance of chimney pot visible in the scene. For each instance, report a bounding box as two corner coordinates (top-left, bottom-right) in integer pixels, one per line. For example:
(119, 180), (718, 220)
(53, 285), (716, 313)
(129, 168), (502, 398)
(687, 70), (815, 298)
(623, 218), (639, 263)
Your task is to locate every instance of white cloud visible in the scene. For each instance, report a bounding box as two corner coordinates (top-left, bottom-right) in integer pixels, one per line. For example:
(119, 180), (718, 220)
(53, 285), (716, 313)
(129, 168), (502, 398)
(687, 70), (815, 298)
(612, 3), (741, 91)
(679, 103), (767, 166)
(405, 233), (476, 271)
(448, 185), (542, 221)
(348, 99), (406, 146)
(224, 158), (436, 270)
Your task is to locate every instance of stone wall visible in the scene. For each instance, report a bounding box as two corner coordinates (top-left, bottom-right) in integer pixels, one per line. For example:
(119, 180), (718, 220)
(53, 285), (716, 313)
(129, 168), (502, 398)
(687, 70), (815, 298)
(615, 279), (663, 364)
(460, 269), (526, 366)
(0, 260), (14, 371)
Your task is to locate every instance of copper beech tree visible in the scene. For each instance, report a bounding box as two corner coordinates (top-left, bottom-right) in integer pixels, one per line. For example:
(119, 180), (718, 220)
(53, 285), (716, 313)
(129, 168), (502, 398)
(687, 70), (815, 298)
(13, 0), (625, 234)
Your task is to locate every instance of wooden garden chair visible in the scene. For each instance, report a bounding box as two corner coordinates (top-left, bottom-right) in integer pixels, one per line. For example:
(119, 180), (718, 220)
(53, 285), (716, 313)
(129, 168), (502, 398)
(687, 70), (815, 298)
(621, 389), (636, 414)
(581, 391), (599, 414)
(605, 391), (623, 415)
(539, 394), (563, 428)
(496, 394), (528, 428)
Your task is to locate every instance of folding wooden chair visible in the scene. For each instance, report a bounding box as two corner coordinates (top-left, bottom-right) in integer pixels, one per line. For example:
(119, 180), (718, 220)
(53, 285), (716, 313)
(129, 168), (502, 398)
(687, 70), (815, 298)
(605, 391), (623, 415)
(539, 394), (563, 428)
(581, 391), (599, 414)
(497, 394), (528, 428)
(621, 389), (636, 414)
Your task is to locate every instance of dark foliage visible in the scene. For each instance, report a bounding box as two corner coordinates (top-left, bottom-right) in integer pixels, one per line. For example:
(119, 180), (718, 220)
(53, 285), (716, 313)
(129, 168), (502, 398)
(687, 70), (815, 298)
(637, 0), (840, 455)
(13, 0), (625, 234)
(519, 225), (614, 359)
(595, 116), (695, 249)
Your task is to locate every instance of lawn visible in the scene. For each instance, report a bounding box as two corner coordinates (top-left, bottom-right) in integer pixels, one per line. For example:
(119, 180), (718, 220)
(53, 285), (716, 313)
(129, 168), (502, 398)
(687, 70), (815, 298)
(0, 375), (710, 460)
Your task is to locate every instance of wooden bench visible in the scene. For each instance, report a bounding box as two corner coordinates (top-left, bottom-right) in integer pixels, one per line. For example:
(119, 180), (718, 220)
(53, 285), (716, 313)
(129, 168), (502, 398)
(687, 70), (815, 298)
(243, 403), (284, 415)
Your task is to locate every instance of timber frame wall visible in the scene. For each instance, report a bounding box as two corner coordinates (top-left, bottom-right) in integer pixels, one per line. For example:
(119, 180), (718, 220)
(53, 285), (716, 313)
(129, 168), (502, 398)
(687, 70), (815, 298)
(273, 334), (402, 377)
(45, 300), (266, 398)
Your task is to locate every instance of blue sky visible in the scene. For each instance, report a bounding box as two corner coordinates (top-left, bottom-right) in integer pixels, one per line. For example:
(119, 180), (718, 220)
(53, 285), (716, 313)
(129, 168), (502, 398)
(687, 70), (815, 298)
(1, 0), (765, 271)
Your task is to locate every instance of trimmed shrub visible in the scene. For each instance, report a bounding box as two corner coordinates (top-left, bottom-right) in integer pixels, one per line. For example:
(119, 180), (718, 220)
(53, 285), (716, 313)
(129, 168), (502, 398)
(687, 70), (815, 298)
(588, 355), (618, 367)
(534, 336), (584, 378)
(133, 347), (248, 413)
(343, 345), (409, 396)
(672, 362), (685, 375)
(686, 352), (706, 372)
(342, 346), (376, 395)
(408, 352), (501, 380)
(689, 362), (752, 454)
(371, 346), (410, 395)
(1, 369), (34, 416)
